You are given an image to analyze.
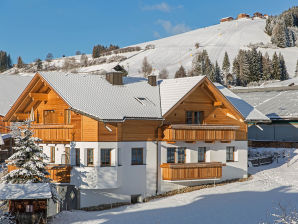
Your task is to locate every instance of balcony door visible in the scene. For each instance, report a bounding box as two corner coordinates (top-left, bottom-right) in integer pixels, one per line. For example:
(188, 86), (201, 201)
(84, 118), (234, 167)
(198, 147), (206, 162)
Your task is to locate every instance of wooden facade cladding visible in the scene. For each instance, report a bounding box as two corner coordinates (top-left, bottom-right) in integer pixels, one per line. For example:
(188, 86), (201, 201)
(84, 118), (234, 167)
(160, 162), (225, 181)
(162, 125), (239, 142)
(163, 78), (248, 141)
(0, 116), (10, 134)
(7, 164), (71, 183)
(31, 124), (74, 142)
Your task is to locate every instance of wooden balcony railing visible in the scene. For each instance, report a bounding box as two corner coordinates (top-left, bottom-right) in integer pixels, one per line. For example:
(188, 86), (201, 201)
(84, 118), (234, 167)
(31, 124), (74, 142)
(7, 164), (72, 183)
(162, 124), (239, 142)
(160, 162), (225, 181)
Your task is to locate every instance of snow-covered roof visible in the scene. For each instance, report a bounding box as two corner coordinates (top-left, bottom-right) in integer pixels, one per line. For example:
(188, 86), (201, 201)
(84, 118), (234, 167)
(215, 83), (270, 122)
(0, 183), (52, 200)
(0, 75), (32, 116)
(159, 76), (205, 116)
(38, 73), (267, 122)
(39, 72), (162, 121)
(236, 89), (298, 120)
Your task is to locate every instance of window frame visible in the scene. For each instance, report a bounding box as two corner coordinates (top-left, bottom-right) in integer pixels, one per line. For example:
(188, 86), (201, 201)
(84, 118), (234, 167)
(50, 146), (55, 163)
(75, 148), (80, 166)
(131, 148), (144, 165)
(198, 147), (206, 162)
(177, 147), (186, 163)
(167, 148), (176, 163)
(226, 146), (235, 162)
(64, 109), (71, 125)
(65, 147), (70, 165)
(87, 148), (94, 166)
(185, 111), (204, 124)
(101, 148), (112, 167)
(43, 110), (56, 124)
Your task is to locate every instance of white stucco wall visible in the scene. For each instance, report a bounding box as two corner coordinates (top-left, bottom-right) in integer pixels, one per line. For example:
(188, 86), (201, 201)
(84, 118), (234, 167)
(40, 140), (247, 208)
(159, 141), (248, 193)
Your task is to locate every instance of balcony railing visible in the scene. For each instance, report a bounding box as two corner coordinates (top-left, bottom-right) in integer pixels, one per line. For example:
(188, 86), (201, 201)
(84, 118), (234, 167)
(31, 124), (74, 142)
(160, 162), (225, 181)
(7, 164), (72, 183)
(162, 124), (239, 142)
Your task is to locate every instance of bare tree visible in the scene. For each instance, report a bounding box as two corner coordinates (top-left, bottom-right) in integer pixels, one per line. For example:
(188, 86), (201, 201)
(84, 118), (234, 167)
(158, 68), (169, 79)
(80, 54), (88, 67)
(142, 57), (152, 78)
(45, 53), (53, 62)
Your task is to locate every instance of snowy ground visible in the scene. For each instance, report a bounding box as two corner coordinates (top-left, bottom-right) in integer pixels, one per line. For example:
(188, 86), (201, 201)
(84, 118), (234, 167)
(53, 148), (298, 224)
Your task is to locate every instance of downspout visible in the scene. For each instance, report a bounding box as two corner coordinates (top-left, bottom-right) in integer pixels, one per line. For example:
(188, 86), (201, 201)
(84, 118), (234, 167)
(156, 120), (164, 195)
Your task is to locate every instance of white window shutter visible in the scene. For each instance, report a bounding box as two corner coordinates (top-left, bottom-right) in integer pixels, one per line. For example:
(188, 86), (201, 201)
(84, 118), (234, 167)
(234, 147), (239, 162)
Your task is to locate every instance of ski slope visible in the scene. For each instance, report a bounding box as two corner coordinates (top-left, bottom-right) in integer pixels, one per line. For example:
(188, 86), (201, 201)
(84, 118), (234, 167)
(2, 18), (297, 78)
(78, 18), (297, 77)
(53, 148), (298, 224)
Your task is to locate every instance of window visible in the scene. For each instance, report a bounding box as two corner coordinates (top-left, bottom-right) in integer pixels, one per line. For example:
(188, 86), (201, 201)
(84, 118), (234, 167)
(135, 97), (153, 106)
(65, 147), (70, 164)
(132, 148), (143, 165)
(101, 149), (112, 167)
(226, 146), (235, 162)
(185, 111), (204, 124)
(26, 205), (33, 213)
(75, 148), (80, 166)
(177, 147), (186, 163)
(44, 110), (56, 124)
(87, 148), (94, 166)
(186, 111), (193, 124)
(64, 109), (71, 124)
(167, 148), (176, 163)
(50, 146), (55, 163)
(198, 147), (206, 162)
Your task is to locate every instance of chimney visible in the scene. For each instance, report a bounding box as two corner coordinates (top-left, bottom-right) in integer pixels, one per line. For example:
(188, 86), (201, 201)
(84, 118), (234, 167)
(106, 72), (124, 85)
(148, 75), (157, 86)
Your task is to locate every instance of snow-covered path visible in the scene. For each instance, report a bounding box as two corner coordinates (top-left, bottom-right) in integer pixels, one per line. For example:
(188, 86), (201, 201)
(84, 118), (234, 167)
(53, 149), (298, 224)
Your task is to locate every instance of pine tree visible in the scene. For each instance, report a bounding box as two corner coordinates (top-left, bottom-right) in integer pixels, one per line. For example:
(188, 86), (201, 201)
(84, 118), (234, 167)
(271, 52), (281, 80)
(92, 45), (101, 58)
(214, 61), (223, 84)
(158, 68), (169, 79)
(17, 56), (23, 68)
(35, 58), (42, 70)
(232, 58), (241, 86)
(222, 51), (230, 76)
(192, 50), (210, 76)
(262, 52), (272, 80)
(279, 53), (288, 80)
(1, 122), (50, 184)
(142, 57), (153, 78)
(248, 48), (263, 82)
(174, 65), (186, 78)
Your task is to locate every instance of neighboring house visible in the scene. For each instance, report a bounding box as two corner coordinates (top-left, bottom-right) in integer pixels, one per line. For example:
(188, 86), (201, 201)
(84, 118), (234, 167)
(234, 85), (298, 146)
(4, 72), (268, 208)
(0, 75), (32, 162)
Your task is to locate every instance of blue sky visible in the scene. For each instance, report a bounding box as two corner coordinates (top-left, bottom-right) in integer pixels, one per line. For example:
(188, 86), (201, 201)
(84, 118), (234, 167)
(0, 0), (296, 63)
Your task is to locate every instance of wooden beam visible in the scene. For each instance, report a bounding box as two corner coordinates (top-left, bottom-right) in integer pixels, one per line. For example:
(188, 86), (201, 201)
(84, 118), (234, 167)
(29, 93), (48, 101)
(213, 101), (223, 107)
(16, 113), (29, 120)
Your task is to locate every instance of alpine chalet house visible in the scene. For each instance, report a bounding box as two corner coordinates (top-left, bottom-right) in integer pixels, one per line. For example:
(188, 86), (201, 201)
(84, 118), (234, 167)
(4, 72), (268, 208)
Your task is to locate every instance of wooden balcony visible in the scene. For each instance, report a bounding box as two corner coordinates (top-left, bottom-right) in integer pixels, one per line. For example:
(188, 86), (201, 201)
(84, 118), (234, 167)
(7, 164), (72, 183)
(31, 124), (74, 142)
(162, 124), (239, 142)
(160, 162), (225, 181)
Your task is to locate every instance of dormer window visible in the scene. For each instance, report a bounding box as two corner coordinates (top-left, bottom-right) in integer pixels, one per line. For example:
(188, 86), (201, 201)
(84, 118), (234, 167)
(135, 97), (153, 106)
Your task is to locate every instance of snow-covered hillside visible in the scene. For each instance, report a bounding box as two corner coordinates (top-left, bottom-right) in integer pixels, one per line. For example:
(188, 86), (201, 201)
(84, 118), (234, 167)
(2, 18), (297, 78)
(53, 148), (298, 224)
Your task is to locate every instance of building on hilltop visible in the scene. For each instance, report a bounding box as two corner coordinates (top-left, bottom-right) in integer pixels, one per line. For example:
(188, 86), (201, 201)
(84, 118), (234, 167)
(4, 71), (268, 209)
(237, 13), (250, 19)
(220, 17), (234, 23)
